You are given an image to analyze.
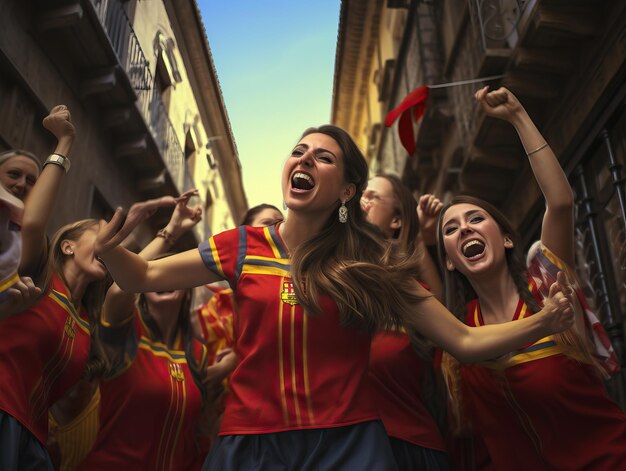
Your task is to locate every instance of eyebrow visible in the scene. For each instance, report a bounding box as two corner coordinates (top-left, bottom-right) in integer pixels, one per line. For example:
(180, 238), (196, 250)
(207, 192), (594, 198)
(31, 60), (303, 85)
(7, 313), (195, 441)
(443, 209), (483, 227)
(294, 143), (337, 159)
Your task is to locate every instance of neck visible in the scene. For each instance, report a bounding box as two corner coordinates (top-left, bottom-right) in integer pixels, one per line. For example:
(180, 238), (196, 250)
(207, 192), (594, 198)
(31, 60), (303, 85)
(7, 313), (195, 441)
(62, 264), (91, 307)
(146, 300), (180, 348)
(468, 264), (519, 324)
(280, 209), (329, 253)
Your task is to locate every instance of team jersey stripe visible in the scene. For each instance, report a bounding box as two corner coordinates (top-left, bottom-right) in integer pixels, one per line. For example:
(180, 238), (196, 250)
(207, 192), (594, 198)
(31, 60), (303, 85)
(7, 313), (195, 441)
(302, 314), (315, 424)
(244, 256), (291, 270)
(234, 226), (247, 285)
(156, 374), (176, 469)
(241, 265), (291, 278)
(49, 290), (90, 333)
(266, 225), (289, 258)
(138, 337), (187, 363)
(168, 379), (187, 470)
(277, 282), (289, 424)
(199, 238), (226, 279)
(290, 305), (302, 425)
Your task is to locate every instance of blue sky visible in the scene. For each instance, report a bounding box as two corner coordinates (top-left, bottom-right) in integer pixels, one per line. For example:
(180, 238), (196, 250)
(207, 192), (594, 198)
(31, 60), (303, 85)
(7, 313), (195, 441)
(197, 0), (341, 214)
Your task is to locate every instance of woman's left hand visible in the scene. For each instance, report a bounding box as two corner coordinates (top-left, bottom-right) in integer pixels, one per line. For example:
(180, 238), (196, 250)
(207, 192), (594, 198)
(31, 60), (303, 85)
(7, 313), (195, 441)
(417, 193), (443, 246)
(475, 86), (525, 123)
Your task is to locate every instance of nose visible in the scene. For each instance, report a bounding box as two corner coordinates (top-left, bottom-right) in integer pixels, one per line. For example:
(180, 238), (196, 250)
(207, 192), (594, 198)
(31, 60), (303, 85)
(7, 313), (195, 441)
(298, 149), (315, 167)
(459, 221), (473, 235)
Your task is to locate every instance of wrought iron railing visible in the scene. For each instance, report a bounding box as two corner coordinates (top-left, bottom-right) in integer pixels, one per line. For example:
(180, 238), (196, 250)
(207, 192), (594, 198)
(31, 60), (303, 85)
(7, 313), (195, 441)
(90, 0), (185, 192)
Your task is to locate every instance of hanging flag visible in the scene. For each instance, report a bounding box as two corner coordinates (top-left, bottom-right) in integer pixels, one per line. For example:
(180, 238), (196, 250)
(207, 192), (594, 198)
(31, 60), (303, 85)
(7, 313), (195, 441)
(385, 75), (505, 156)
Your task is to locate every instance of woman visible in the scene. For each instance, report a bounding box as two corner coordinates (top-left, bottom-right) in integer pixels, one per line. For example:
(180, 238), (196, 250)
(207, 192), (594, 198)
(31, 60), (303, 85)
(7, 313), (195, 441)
(362, 174), (449, 469)
(0, 218), (108, 469)
(78, 192), (237, 470)
(240, 203), (283, 227)
(438, 87), (626, 470)
(96, 124), (574, 470)
(0, 105), (75, 317)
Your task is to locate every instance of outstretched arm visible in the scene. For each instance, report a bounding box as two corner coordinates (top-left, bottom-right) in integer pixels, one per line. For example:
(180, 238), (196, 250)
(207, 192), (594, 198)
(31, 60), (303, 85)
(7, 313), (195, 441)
(416, 194), (444, 302)
(20, 106), (75, 277)
(102, 191), (204, 325)
(476, 87), (574, 266)
(407, 277), (574, 362)
(96, 196), (222, 294)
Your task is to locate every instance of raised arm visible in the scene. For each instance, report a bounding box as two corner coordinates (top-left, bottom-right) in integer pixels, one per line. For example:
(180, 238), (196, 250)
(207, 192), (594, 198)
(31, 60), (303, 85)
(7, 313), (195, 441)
(476, 87), (574, 265)
(96, 197), (222, 294)
(20, 106), (75, 277)
(407, 278), (574, 362)
(416, 193), (444, 302)
(102, 191), (204, 325)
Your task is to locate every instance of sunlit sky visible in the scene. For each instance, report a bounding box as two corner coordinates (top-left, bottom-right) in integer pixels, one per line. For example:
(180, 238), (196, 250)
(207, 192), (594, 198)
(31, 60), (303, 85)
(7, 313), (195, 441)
(197, 0), (341, 213)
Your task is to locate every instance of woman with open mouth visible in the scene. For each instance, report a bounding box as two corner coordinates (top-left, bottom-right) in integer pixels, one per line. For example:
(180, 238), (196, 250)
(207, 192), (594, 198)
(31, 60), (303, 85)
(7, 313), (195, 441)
(438, 87), (626, 470)
(95, 124), (575, 470)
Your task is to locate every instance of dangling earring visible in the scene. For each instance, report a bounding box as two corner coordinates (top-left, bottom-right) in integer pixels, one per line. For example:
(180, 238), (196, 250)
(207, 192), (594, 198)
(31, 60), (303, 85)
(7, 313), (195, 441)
(338, 200), (348, 223)
(282, 201), (287, 210)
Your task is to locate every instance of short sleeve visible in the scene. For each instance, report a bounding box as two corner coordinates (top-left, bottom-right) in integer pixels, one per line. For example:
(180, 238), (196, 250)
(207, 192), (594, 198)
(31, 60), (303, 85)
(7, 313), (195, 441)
(198, 226), (247, 288)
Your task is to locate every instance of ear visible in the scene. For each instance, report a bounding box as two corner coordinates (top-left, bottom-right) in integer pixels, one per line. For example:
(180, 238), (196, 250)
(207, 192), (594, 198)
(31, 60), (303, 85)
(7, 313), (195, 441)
(503, 235), (514, 249)
(341, 183), (356, 203)
(446, 256), (455, 272)
(60, 240), (74, 255)
(390, 215), (402, 231)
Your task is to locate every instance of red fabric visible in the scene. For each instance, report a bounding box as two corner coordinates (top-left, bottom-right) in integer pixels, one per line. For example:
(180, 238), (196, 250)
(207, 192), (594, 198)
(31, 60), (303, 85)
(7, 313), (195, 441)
(385, 85), (429, 155)
(0, 274), (91, 444)
(369, 331), (445, 450)
(195, 289), (235, 366)
(80, 314), (205, 470)
(451, 289), (626, 470)
(199, 225), (379, 435)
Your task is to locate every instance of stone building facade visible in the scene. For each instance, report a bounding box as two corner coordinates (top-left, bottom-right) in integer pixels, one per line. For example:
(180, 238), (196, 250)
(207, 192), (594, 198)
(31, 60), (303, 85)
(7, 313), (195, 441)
(0, 0), (247, 248)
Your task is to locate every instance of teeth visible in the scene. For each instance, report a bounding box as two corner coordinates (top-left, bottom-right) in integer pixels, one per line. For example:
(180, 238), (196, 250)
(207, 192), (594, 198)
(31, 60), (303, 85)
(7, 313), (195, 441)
(463, 240), (481, 251)
(293, 172), (313, 185)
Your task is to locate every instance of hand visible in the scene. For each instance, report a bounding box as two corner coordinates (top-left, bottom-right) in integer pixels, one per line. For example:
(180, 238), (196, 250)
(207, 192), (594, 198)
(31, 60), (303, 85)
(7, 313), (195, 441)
(164, 189), (203, 238)
(475, 86), (525, 123)
(540, 271), (575, 335)
(417, 194), (443, 246)
(95, 196), (177, 255)
(42, 105), (75, 143)
(0, 277), (42, 320)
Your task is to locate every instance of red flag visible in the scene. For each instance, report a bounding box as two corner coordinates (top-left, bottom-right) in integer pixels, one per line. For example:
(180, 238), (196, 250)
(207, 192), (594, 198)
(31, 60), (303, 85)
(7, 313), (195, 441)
(384, 85), (429, 156)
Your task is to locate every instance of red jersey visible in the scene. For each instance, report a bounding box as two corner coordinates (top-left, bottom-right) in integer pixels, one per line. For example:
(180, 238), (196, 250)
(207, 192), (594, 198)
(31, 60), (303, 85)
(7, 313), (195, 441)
(369, 331), (445, 450)
(448, 281), (626, 470)
(198, 224), (378, 435)
(194, 288), (235, 365)
(0, 274), (90, 444)
(79, 312), (207, 470)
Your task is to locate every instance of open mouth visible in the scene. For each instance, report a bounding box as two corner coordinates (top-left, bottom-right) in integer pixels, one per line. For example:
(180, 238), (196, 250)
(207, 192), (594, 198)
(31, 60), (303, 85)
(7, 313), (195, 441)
(462, 239), (485, 259)
(291, 172), (315, 191)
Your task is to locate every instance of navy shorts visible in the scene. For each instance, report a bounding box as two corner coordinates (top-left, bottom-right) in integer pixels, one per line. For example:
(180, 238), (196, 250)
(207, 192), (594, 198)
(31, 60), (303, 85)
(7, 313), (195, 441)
(203, 421), (398, 470)
(388, 436), (449, 470)
(0, 411), (53, 471)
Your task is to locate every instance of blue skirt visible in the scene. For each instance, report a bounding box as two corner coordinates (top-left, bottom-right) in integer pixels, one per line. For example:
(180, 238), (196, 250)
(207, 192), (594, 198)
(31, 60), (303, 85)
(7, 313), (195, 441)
(0, 411), (54, 471)
(388, 436), (450, 470)
(203, 421), (398, 470)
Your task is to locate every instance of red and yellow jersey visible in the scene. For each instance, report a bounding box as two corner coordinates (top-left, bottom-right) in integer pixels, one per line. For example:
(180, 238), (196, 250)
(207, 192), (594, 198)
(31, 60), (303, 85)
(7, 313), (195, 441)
(198, 224), (378, 435)
(447, 279), (626, 470)
(79, 311), (207, 470)
(0, 274), (90, 444)
(369, 331), (445, 450)
(194, 288), (235, 366)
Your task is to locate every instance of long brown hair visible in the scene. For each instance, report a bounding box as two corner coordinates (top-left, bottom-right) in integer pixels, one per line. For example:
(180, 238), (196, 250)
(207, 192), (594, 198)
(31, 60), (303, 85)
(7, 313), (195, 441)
(43, 219), (109, 379)
(289, 126), (430, 350)
(377, 174), (420, 256)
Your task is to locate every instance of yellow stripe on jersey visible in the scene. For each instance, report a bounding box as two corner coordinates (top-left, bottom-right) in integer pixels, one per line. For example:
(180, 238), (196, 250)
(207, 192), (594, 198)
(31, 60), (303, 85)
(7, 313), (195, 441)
(290, 305), (302, 426)
(138, 337), (187, 363)
(264, 226), (282, 258)
(209, 237), (226, 279)
(278, 280), (289, 424)
(241, 264), (291, 278)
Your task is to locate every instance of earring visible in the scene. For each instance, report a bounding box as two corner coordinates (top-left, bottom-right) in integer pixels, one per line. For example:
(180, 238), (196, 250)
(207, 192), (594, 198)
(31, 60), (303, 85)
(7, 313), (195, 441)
(339, 200), (348, 223)
(282, 201), (287, 210)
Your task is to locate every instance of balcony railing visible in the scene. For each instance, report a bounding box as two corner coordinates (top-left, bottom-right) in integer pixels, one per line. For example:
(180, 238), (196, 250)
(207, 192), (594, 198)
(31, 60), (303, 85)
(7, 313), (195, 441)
(90, 0), (185, 192)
